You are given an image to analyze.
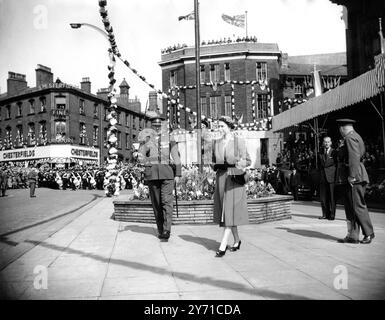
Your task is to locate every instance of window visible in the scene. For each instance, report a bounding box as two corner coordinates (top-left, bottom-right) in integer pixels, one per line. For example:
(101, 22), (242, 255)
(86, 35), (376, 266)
(79, 99), (85, 115)
(28, 123), (35, 145)
(40, 97), (47, 112)
(209, 96), (220, 119)
(200, 97), (207, 117)
(200, 65), (205, 83)
(29, 99), (35, 114)
(55, 121), (66, 141)
(126, 133), (130, 149)
(225, 96), (232, 116)
(6, 105), (11, 119)
(79, 123), (86, 144)
(17, 102), (22, 117)
(126, 113), (130, 127)
(224, 63), (230, 81)
(93, 126), (99, 146)
(170, 70), (177, 88)
(104, 106), (108, 120)
(93, 103), (99, 118)
(117, 112), (121, 124)
(5, 127), (12, 148)
(256, 94), (268, 119)
(210, 64), (220, 83)
(39, 121), (47, 143)
(256, 62), (268, 82)
(55, 96), (66, 110)
(117, 131), (121, 148)
(16, 125), (23, 146)
(133, 116), (136, 129)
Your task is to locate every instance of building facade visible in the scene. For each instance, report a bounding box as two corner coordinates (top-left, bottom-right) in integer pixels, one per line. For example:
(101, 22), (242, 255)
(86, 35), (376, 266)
(0, 64), (151, 166)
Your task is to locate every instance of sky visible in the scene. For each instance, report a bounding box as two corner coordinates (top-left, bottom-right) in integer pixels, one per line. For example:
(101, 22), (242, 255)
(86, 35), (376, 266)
(0, 0), (346, 111)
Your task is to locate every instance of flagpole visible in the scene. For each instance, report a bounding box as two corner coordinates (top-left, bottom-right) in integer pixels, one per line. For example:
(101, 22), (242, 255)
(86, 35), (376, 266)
(245, 11), (248, 38)
(194, 0), (202, 172)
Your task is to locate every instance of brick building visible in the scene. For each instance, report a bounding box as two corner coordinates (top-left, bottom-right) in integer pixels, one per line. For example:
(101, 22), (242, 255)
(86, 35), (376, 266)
(159, 40), (282, 166)
(0, 64), (151, 166)
(159, 41), (282, 128)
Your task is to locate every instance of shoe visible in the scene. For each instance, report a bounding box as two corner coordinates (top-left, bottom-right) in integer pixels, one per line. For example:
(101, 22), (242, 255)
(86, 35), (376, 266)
(360, 233), (375, 244)
(30, 195), (36, 198)
(318, 216), (327, 220)
(328, 217), (335, 220)
(215, 247), (228, 257)
(337, 237), (359, 244)
(161, 231), (170, 240)
(230, 240), (242, 252)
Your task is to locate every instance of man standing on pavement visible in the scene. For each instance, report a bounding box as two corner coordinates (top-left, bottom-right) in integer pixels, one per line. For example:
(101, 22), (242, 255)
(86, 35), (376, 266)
(318, 136), (337, 220)
(27, 164), (39, 198)
(335, 119), (375, 244)
(289, 167), (300, 201)
(0, 165), (9, 197)
(137, 116), (181, 242)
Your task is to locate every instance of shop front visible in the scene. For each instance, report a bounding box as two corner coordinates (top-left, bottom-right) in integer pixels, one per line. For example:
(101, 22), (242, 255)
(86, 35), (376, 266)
(0, 144), (100, 167)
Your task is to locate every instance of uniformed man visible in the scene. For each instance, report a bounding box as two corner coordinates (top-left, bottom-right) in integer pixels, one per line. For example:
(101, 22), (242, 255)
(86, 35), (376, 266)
(27, 164), (39, 198)
(137, 116), (181, 241)
(335, 119), (375, 244)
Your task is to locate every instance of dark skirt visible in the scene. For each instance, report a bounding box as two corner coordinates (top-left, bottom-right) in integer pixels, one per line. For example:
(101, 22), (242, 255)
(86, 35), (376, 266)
(213, 169), (249, 227)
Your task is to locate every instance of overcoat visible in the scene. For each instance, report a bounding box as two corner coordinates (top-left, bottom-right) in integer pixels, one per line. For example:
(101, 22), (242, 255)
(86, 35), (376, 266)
(212, 134), (251, 227)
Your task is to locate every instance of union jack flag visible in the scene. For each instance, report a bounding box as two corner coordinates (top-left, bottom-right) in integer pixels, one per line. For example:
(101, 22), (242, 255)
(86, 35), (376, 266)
(221, 14), (245, 28)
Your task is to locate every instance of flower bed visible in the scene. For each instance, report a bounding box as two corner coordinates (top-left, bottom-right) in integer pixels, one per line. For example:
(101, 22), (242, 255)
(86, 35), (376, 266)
(113, 165), (291, 225)
(130, 165), (276, 201)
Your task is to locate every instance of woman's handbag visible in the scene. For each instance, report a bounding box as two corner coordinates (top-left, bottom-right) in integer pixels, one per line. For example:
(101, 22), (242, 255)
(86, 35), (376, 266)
(231, 172), (247, 185)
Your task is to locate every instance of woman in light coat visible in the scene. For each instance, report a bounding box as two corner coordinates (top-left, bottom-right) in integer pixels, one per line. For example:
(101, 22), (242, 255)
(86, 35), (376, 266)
(212, 116), (251, 257)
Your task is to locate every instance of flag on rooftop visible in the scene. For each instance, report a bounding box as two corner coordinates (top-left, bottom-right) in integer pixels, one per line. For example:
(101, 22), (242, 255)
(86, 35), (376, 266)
(221, 13), (245, 28)
(178, 11), (194, 21)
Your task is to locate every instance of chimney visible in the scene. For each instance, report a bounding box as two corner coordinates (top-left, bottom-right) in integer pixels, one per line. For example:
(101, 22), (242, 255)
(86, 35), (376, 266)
(80, 77), (91, 93)
(148, 91), (158, 112)
(36, 64), (53, 87)
(281, 53), (289, 69)
(7, 72), (28, 96)
(96, 88), (110, 101)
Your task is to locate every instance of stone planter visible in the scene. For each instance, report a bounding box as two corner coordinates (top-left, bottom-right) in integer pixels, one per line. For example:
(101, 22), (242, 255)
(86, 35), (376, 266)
(113, 195), (292, 225)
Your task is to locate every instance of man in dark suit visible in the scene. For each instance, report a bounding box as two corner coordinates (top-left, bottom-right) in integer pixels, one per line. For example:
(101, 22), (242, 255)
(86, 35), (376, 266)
(318, 136), (337, 220)
(137, 116), (181, 242)
(289, 167), (300, 200)
(335, 119), (375, 244)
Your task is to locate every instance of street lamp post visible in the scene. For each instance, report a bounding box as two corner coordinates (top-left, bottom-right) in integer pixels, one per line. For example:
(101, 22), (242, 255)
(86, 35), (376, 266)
(70, 23), (109, 167)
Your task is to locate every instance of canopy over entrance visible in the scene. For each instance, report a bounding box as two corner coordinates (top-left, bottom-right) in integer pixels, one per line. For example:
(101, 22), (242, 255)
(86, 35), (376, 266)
(272, 54), (385, 132)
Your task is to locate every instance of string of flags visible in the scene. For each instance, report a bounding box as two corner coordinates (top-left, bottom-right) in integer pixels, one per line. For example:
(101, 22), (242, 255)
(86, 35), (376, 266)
(98, 0), (121, 197)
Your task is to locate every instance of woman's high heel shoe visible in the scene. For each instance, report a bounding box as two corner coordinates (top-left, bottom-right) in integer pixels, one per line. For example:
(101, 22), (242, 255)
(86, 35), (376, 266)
(230, 240), (242, 252)
(215, 246), (228, 257)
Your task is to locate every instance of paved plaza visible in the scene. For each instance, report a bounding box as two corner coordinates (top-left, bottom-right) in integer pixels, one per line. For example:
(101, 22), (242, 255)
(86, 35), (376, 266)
(0, 188), (384, 300)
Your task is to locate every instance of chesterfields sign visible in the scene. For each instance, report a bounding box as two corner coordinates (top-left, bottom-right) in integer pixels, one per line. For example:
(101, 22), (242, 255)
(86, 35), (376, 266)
(0, 145), (100, 164)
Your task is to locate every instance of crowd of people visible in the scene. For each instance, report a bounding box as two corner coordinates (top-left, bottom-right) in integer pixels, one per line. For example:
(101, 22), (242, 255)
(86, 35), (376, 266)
(161, 36), (259, 54)
(0, 163), (142, 196)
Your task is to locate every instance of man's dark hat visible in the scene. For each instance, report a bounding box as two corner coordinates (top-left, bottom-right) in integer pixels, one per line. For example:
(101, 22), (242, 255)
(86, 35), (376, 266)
(336, 118), (356, 126)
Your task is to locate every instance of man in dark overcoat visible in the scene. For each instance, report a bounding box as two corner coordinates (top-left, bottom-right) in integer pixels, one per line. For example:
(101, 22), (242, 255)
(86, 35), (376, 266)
(318, 136), (337, 220)
(137, 116), (181, 241)
(335, 119), (375, 244)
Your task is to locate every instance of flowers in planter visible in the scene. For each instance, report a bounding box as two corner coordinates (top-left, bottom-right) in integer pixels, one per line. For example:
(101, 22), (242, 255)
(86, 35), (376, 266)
(129, 164), (275, 201)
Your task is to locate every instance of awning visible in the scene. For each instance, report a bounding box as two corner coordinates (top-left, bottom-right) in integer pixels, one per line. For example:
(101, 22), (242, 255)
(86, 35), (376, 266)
(273, 53), (385, 132)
